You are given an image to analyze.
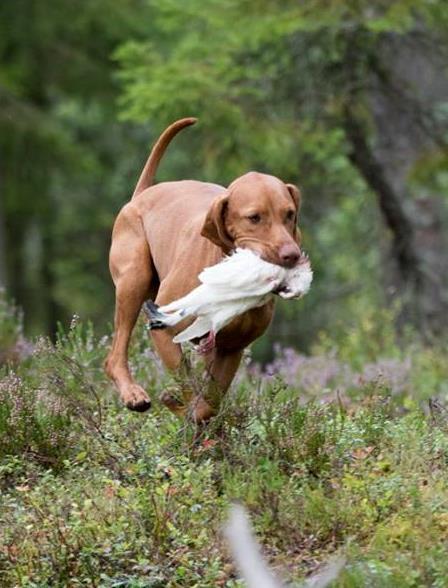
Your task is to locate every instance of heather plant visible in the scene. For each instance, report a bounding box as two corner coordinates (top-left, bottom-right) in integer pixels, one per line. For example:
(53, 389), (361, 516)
(0, 370), (74, 467)
(1, 318), (448, 587)
(254, 333), (448, 410)
(0, 320), (110, 469)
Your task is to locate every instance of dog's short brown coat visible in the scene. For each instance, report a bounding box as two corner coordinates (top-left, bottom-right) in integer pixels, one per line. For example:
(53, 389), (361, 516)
(105, 118), (302, 421)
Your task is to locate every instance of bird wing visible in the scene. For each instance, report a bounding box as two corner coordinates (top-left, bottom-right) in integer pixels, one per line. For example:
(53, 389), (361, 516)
(172, 316), (212, 343)
(159, 250), (283, 333)
(160, 284), (211, 314)
(160, 285), (238, 316)
(211, 295), (272, 332)
(161, 270), (277, 317)
(200, 250), (282, 296)
(172, 294), (272, 344)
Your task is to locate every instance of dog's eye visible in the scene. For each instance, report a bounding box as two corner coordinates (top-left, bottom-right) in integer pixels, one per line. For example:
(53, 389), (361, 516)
(286, 210), (295, 222)
(247, 213), (261, 224)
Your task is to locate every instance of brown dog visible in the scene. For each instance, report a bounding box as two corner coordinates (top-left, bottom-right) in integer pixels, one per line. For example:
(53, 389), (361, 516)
(105, 118), (302, 422)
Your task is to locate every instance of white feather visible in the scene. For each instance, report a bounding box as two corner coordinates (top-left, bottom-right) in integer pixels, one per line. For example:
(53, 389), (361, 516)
(173, 316), (212, 343)
(224, 504), (281, 588)
(224, 504), (345, 588)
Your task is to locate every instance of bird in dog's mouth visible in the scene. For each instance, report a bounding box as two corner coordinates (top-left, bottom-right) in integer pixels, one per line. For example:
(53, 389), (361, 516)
(145, 248), (312, 353)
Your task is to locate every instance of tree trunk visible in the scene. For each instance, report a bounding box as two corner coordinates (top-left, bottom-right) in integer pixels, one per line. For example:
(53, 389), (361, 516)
(343, 31), (448, 337)
(343, 110), (422, 284)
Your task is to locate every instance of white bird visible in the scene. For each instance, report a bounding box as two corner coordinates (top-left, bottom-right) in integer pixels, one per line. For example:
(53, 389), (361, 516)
(145, 248), (312, 352)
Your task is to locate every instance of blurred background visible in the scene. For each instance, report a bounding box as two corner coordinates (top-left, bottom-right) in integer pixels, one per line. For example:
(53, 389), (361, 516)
(1, 0), (447, 360)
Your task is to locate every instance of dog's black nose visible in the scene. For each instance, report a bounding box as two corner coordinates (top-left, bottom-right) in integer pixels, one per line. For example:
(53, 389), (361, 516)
(279, 244), (300, 268)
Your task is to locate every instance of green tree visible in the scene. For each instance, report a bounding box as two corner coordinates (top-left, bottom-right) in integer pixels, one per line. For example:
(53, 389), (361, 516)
(0, 0), (151, 334)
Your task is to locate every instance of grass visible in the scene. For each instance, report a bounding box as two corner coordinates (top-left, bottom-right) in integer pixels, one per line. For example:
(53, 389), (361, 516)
(1, 295), (448, 586)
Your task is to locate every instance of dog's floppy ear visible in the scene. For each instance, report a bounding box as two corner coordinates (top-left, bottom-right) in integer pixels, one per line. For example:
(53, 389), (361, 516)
(201, 193), (233, 252)
(285, 183), (301, 215)
(285, 183), (302, 241)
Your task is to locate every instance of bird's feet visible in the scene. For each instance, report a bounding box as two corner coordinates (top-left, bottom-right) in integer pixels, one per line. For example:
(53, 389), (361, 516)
(144, 300), (168, 330)
(197, 330), (216, 355)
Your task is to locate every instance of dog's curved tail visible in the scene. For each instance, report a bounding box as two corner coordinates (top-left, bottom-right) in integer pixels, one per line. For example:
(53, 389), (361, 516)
(132, 117), (197, 199)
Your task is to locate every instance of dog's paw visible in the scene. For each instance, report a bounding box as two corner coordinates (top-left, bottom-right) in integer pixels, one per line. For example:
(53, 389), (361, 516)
(122, 384), (151, 412)
(190, 395), (216, 423)
(160, 389), (187, 416)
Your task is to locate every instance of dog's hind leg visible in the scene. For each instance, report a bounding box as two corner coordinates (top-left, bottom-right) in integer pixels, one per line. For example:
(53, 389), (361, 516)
(190, 349), (243, 422)
(150, 328), (191, 416)
(148, 283), (191, 416)
(105, 204), (155, 412)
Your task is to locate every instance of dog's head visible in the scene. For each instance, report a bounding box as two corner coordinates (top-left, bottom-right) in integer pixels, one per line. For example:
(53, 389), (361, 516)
(201, 172), (302, 268)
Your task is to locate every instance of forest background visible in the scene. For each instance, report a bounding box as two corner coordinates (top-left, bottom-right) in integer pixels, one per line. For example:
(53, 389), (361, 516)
(1, 0), (447, 358)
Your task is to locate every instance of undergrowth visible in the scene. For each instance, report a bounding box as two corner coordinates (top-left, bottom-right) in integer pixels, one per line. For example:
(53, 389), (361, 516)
(1, 302), (448, 587)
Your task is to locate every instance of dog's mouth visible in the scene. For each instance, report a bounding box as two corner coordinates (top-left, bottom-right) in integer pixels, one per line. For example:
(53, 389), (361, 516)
(273, 284), (303, 298)
(273, 283), (289, 295)
(272, 251), (311, 298)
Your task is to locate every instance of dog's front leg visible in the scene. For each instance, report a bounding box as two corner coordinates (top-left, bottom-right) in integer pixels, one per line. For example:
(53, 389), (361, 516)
(105, 279), (152, 412)
(105, 205), (155, 412)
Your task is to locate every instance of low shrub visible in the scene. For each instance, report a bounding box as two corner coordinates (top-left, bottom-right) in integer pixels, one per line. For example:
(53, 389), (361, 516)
(0, 316), (448, 586)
